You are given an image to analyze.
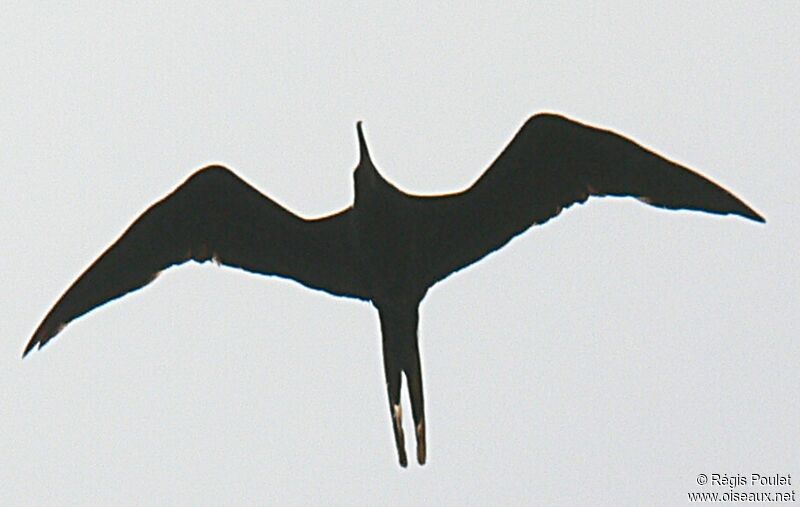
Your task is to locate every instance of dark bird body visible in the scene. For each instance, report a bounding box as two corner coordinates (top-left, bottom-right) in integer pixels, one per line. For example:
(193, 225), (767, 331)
(25, 113), (764, 467)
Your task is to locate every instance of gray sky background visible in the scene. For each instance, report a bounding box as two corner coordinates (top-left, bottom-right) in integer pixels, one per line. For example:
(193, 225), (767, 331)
(1, 3), (797, 505)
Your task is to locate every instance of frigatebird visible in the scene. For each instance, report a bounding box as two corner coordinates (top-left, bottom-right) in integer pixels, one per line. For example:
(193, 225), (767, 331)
(25, 113), (764, 467)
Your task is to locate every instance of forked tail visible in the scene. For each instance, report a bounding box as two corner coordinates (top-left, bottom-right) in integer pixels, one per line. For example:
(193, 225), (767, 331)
(378, 302), (426, 467)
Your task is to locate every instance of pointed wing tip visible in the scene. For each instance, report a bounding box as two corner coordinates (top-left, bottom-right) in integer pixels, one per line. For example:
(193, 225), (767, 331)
(701, 206), (764, 224)
(22, 326), (45, 358)
(734, 203), (765, 224)
(22, 321), (63, 358)
(22, 339), (38, 358)
(22, 331), (48, 358)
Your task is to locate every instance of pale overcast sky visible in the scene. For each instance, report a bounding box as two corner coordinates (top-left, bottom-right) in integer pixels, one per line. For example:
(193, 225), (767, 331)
(1, 3), (796, 505)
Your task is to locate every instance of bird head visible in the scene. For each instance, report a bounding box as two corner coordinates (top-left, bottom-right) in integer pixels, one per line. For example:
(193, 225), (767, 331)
(353, 121), (392, 203)
(356, 121), (374, 169)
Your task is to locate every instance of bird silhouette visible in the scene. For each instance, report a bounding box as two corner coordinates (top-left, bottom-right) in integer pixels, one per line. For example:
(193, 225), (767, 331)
(25, 113), (764, 467)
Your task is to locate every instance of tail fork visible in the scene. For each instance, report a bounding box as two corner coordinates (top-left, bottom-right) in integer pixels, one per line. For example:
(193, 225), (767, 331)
(379, 303), (426, 467)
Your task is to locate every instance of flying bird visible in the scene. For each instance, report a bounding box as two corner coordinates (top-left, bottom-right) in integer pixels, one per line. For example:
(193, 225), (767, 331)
(25, 113), (764, 467)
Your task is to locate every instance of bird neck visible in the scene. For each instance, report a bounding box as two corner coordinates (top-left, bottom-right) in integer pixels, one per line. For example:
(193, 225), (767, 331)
(354, 162), (396, 206)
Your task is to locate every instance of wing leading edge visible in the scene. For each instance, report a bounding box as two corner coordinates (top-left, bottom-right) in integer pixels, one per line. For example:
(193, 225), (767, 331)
(24, 165), (365, 356)
(414, 113), (764, 286)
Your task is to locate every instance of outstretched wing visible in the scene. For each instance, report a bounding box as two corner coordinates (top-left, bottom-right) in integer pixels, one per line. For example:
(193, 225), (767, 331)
(25, 165), (366, 356)
(414, 113), (764, 286)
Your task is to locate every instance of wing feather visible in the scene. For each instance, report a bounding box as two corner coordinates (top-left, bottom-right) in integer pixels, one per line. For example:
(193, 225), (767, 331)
(25, 165), (364, 356)
(415, 113), (764, 285)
